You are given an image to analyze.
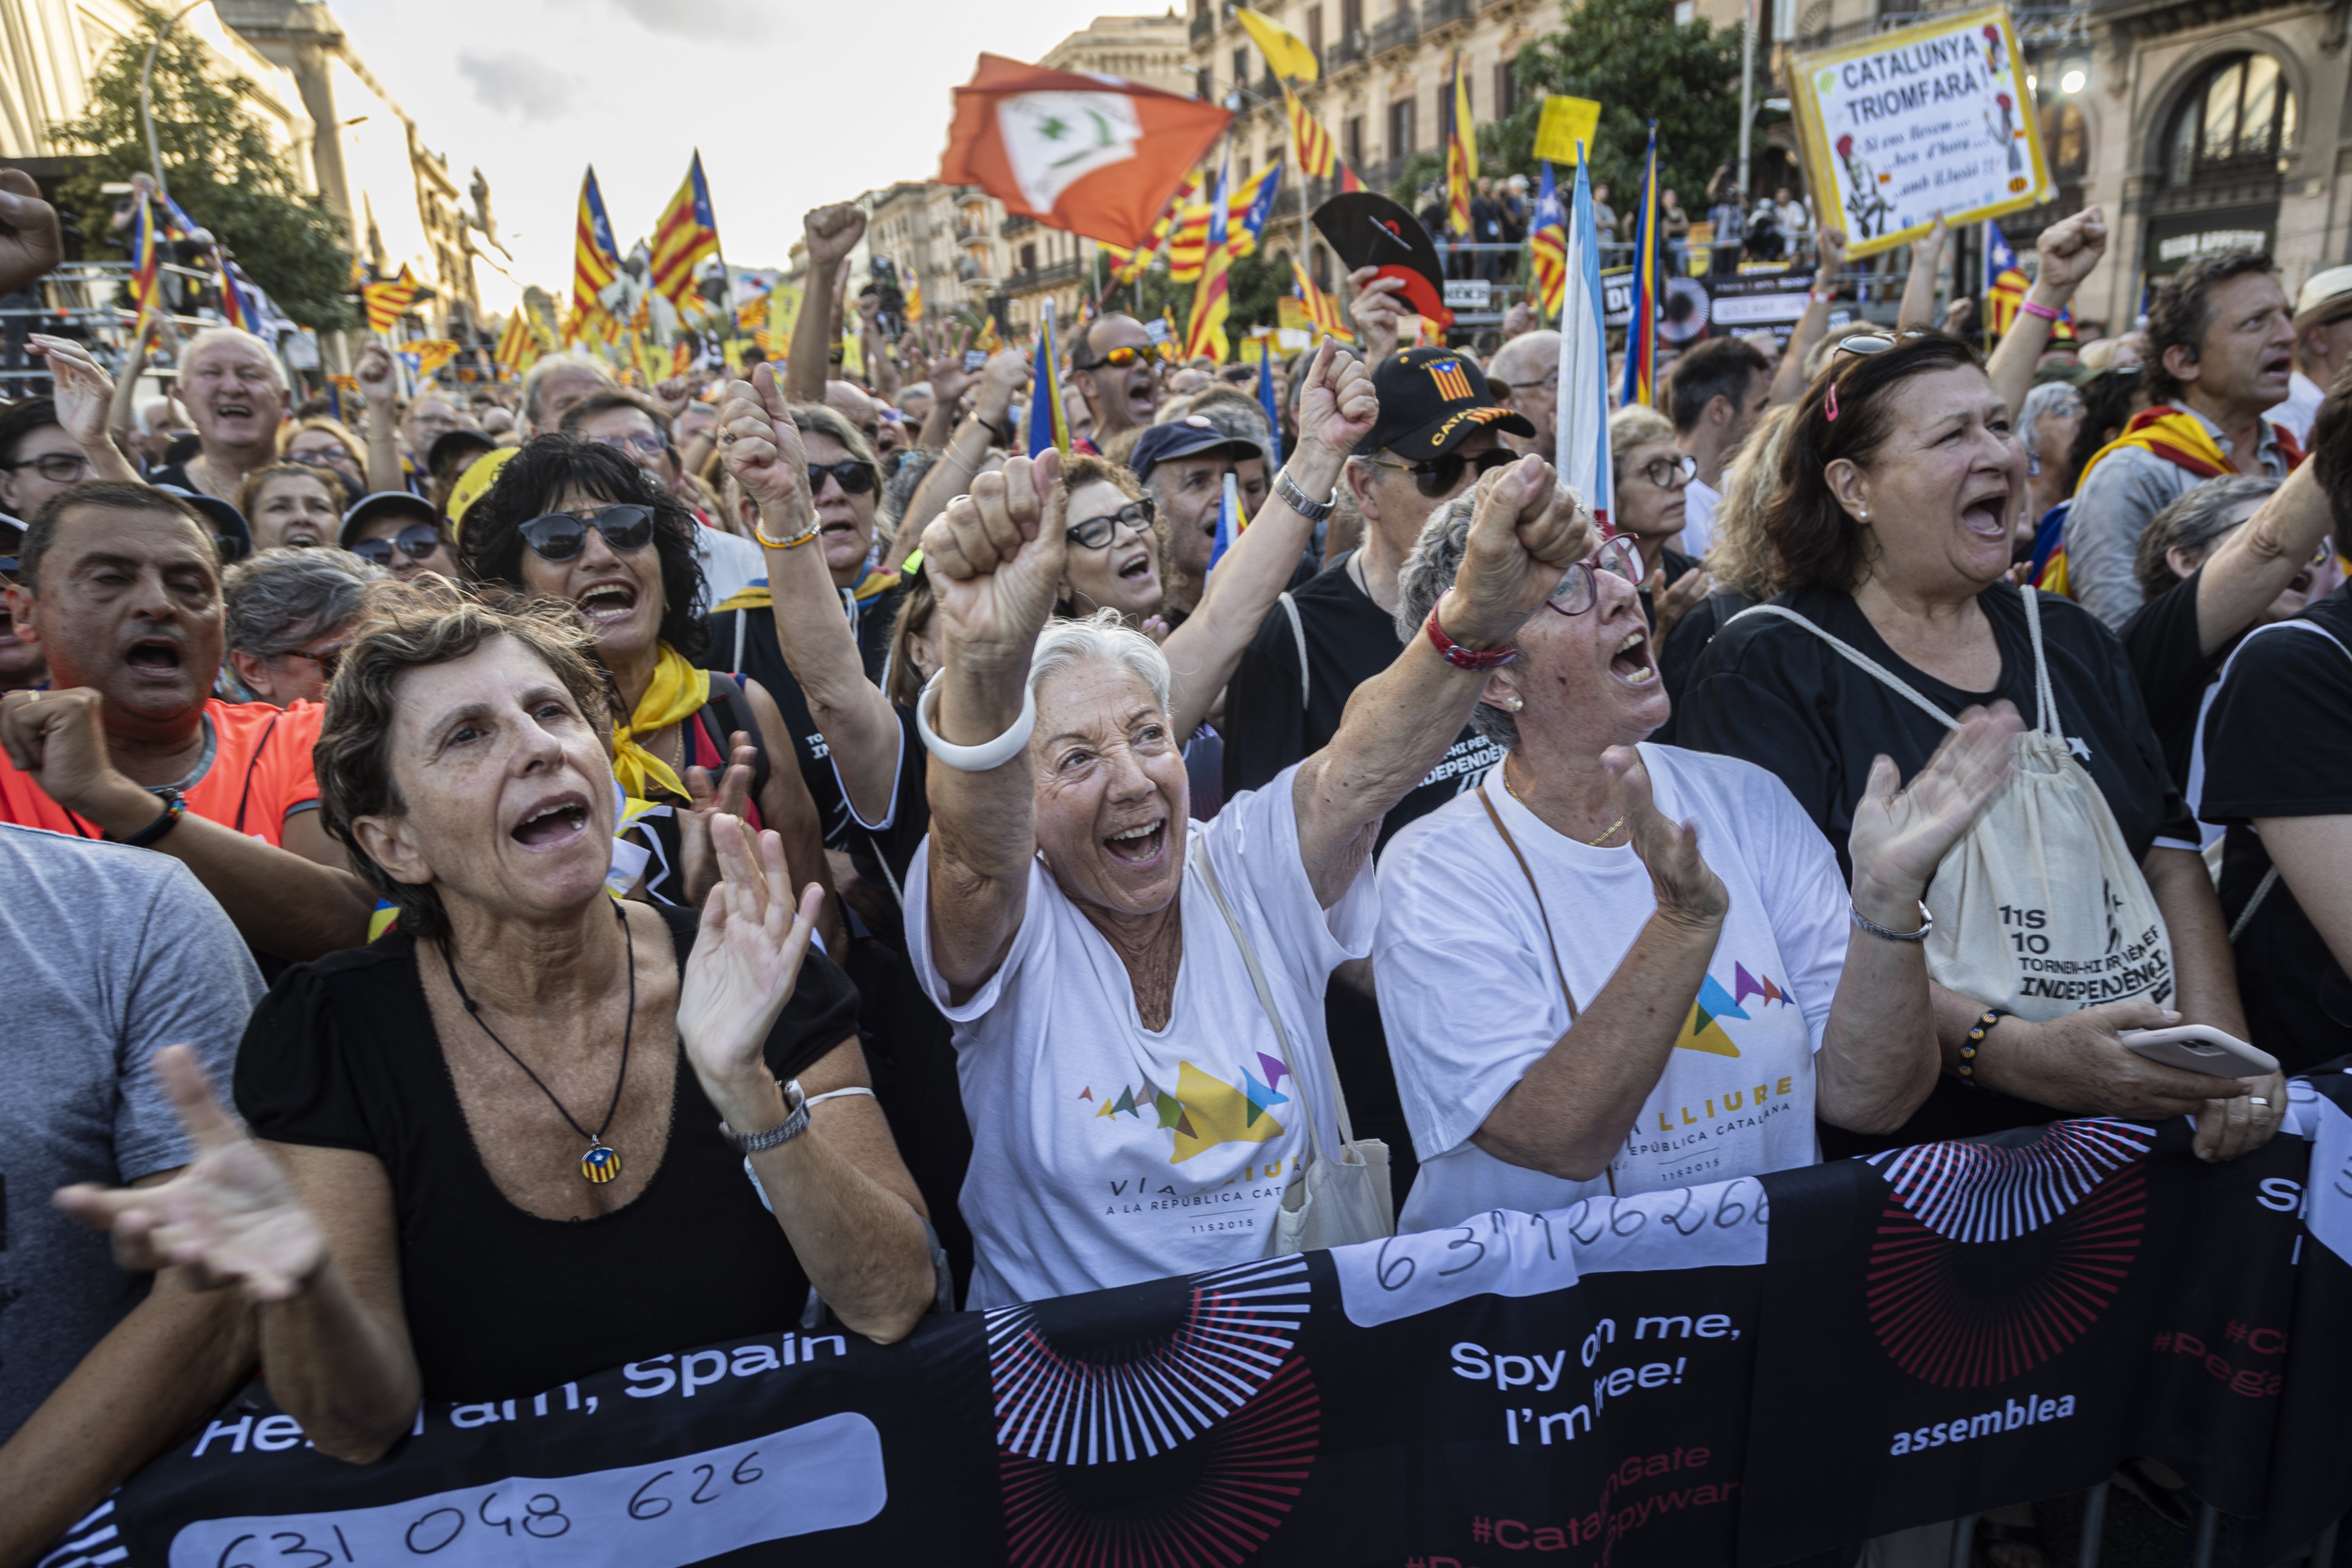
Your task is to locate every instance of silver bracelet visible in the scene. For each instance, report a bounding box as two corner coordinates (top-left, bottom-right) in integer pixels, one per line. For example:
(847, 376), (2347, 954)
(1850, 900), (1934, 943)
(720, 1078), (810, 1153)
(1274, 466), (1338, 524)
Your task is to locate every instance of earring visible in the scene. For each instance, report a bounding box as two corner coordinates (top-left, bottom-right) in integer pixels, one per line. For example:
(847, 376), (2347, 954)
(1857, 507), (1870, 520)
(1503, 695), (1525, 713)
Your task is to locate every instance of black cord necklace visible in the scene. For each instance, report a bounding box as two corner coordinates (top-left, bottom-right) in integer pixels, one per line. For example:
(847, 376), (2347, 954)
(441, 899), (637, 1186)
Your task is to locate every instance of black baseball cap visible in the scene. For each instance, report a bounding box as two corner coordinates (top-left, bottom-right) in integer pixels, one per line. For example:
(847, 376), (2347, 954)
(339, 490), (441, 550)
(152, 484), (250, 564)
(1356, 347), (1533, 460)
(427, 427), (497, 476)
(1128, 415), (1267, 484)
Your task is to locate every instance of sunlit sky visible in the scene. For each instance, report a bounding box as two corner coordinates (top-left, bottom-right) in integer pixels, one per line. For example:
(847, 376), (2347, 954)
(327, 0), (1128, 309)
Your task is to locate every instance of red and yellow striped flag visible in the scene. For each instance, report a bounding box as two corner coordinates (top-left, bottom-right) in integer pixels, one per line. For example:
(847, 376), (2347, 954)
(1444, 50), (1477, 238)
(127, 191), (162, 321)
(572, 166), (623, 340)
(495, 311), (541, 377)
(1183, 156), (1234, 363)
(1167, 198), (1214, 283)
(1289, 256), (1353, 344)
(361, 266), (418, 334)
(648, 151), (722, 310)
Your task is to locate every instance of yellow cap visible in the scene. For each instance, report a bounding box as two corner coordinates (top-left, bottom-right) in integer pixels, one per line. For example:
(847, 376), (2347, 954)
(446, 445), (517, 539)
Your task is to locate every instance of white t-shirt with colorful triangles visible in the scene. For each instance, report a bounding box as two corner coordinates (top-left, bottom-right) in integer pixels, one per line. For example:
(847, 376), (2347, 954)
(1374, 743), (1849, 1233)
(907, 763), (1375, 1308)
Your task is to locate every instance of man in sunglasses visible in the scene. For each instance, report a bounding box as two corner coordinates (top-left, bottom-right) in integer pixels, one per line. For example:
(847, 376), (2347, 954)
(0, 485), (374, 960)
(1067, 313), (1167, 452)
(561, 390), (767, 602)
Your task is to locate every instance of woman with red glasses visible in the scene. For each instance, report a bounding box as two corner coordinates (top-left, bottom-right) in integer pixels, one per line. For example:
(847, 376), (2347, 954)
(1371, 479), (2019, 1234)
(458, 438), (836, 939)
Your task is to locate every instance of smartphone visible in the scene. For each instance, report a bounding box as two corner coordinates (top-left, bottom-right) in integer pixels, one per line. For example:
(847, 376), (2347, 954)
(963, 349), (988, 373)
(2117, 1025), (2278, 1078)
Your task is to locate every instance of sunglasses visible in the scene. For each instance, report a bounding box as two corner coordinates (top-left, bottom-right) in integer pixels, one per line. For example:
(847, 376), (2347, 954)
(808, 460), (876, 498)
(1545, 535), (1645, 617)
(1834, 329), (1937, 358)
(1067, 498), (1155, 550)
(349, 522), (445, 568)
(518, 504), (655, 562)
(4, 452), (89, 483)
(1075, 344), (1174, 371)
(1363, 446), (1517, 499)
(1638, 454), (1696, 489)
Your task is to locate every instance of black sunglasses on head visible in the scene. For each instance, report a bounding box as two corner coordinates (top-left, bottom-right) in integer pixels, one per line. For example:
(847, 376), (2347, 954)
(807, 460), (876, 498)
(518, 504), (656, 562)
(349, 522), (444, 568)
(1366, 445), (1517, 499)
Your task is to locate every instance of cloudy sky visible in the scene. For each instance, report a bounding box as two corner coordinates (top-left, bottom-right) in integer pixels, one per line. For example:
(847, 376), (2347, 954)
(329, 0), (1128, 308)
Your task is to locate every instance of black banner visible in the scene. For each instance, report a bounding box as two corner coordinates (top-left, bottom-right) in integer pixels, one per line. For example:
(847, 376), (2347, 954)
(100, 1074), (2352, 1567)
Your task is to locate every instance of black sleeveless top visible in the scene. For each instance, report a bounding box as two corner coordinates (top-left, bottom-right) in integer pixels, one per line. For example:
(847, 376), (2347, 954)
(235, 905), (861, 1402)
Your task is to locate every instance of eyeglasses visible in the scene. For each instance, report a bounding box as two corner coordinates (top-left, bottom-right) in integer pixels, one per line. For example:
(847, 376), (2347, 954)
(517, 504), (655, 562)
(588, 430), (667, 459)
(808, 460), (876, 498)
(348, 522), (445, 568)
(1361, 446), (1517, 499)
(1638, 454), (1696, 490)
(1545, 535), (1645, 617)
(1066, 499), (1155, 550)
(3, 452), (89, 483)
(272, 643), (347, 679)
(1075, 343), (1174, 371)
(285, 448), (354, 473)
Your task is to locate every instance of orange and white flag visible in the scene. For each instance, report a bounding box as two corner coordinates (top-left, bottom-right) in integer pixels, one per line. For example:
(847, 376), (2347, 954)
(939, 54), (1231, 250)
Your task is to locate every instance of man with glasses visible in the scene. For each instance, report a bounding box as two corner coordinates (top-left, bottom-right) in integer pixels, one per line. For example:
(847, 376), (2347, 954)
(0, 484), (374, 960)
(1068, 313), (1169, 453)
(1128, 413), (1269, 622)
(1486, 331), (1562, 458)
(560, 389), (766, 602)
(0, 397), (94, 530)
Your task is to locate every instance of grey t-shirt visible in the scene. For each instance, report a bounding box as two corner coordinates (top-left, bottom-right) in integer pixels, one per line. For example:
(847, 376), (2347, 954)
(0, 825), (263, 1441)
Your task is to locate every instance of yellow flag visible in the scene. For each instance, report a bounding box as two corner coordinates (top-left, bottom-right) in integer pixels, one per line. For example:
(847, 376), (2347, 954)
(408, 339), (460, 376)
(840, 331), (865, 381)
(1534, 96), (1603, 165)
(1236, 8), (1319, 82)
(769, 284), (803, 346)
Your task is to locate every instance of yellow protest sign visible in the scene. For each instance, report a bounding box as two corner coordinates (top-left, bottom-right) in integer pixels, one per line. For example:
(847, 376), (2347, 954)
(840, 331), (865, 381)
(768, 285), (803, 346)
(1534, 97), (1602, 165)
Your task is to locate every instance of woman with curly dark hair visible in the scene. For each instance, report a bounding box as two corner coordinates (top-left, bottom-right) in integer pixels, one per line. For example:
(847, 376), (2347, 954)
(458, 436), (835, 935)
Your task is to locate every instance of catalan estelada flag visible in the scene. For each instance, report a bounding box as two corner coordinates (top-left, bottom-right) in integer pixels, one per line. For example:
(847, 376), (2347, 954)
(1984, 219), (2031, 337)
(127, 191), (162, 320)
(572, 167), (622, 341)
(495, 311), (540, 378)
(1027, 301), (1070, 457)
(1184, 154), (1234, 363)
(649, 152), (722, 311)
(1528, 161), (1567, 322)
(1282, 86), (1365, 195)
(1289, 256), (1352, 344)
(1167, 195), (1213, 283)
(1619, 124), (1660, 410)
(361, 266), (418, 334)
(215, 255), (257, 333)
(1443, 49), (1476, 238)
(1113, 169), (1204, 288)
(1228, 159), (1283, 259)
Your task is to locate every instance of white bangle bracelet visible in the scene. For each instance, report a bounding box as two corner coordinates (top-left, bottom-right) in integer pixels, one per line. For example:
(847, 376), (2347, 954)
(914, 669), (1037, 772)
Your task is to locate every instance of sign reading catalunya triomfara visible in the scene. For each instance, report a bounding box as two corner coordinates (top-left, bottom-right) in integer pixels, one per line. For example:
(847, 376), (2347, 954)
(103, 1074), (2352, 1566)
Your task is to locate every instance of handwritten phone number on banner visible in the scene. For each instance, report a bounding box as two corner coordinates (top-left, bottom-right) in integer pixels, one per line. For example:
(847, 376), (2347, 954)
(166, 1413), (885, 1568)
(1335, 1178), (1771, 1329)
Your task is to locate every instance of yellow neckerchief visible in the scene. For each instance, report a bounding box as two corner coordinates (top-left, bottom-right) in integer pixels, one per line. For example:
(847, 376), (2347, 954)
(711, 564), (901, 617)
(611, 643), (710, 806)
(2071, 407), (2233, 497)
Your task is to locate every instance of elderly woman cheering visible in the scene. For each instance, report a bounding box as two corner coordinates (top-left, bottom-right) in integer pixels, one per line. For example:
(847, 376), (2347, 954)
(1375, 500), (2020, 1230)
(1678, 333), (2281, 1160)
(56, 595), (934, 1462)
(907, 447), (1581, 1307)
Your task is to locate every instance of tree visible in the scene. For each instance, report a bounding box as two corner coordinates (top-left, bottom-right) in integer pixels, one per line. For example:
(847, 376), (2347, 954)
(53, 5), (355, 329)
(1490, 0), (1749, 208)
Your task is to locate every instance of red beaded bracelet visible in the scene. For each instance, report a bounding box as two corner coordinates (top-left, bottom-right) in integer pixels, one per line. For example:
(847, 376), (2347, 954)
(1424, 607), (1519, 671)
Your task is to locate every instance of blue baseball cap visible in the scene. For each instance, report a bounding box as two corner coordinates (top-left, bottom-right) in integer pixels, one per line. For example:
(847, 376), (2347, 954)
(1127, 415), (1266, 484)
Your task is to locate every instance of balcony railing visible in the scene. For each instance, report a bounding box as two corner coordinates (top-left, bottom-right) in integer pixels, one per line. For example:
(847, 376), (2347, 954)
(1000, 214), (1037, 239)
(1369, 6), (1418, 54)
(1329, 30), (1371, 67)
(1190, 7), (1215, 42)
(1004, 258), (1084, 294)
(1422, 0), (1471, 28)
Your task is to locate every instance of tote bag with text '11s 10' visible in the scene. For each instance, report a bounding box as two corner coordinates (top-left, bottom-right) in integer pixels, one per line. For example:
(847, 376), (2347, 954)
(1730, 592), (2174, 1021)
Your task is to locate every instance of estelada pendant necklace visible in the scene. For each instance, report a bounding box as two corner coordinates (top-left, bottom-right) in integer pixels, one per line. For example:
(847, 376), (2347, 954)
(441, 898), (636, 1185)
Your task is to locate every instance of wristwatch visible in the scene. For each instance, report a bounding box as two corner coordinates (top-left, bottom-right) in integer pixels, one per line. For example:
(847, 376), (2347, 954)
(720, 1078), (810, 1153)
(1274, 467), (1338, 524)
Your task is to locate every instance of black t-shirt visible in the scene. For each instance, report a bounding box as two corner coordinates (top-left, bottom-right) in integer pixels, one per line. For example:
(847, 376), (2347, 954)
(1678, 583), (2197, 1151)
(2118, 564), (2233, 791)
(2197, 584), (2352, 1074)
(1222, 551), (1503, 854)
(235, 904), (861, 1403)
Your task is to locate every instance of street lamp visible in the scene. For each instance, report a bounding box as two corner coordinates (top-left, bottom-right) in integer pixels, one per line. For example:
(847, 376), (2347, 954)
(138, 0), (210, 197)
(2060, 67), (2087, 94)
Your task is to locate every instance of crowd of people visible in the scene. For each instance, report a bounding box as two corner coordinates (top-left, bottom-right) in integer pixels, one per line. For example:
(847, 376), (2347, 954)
(0, 160), (2348, 1568)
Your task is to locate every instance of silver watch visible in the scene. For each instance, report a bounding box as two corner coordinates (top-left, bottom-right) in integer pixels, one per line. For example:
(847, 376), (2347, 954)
(720, 1078), (810, 1153)
(1274, 467), (1338, 524)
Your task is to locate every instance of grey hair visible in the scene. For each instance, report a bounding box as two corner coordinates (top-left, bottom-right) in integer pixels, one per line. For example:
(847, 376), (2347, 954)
(2018, 380), (2085, 462)
(521, 351), (615, 430)
(181, 327), (285, 389)
(223, 547), (385, 658)
(1029, 606), (1174, 718)
(1392, 494), (1521, 752)
(2134, 475), (2277, 603)
(878, 447), (936, 546)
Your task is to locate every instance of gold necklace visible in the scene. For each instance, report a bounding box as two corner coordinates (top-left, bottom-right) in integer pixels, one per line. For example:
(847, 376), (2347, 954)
(1503, 762), (1625, 846)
